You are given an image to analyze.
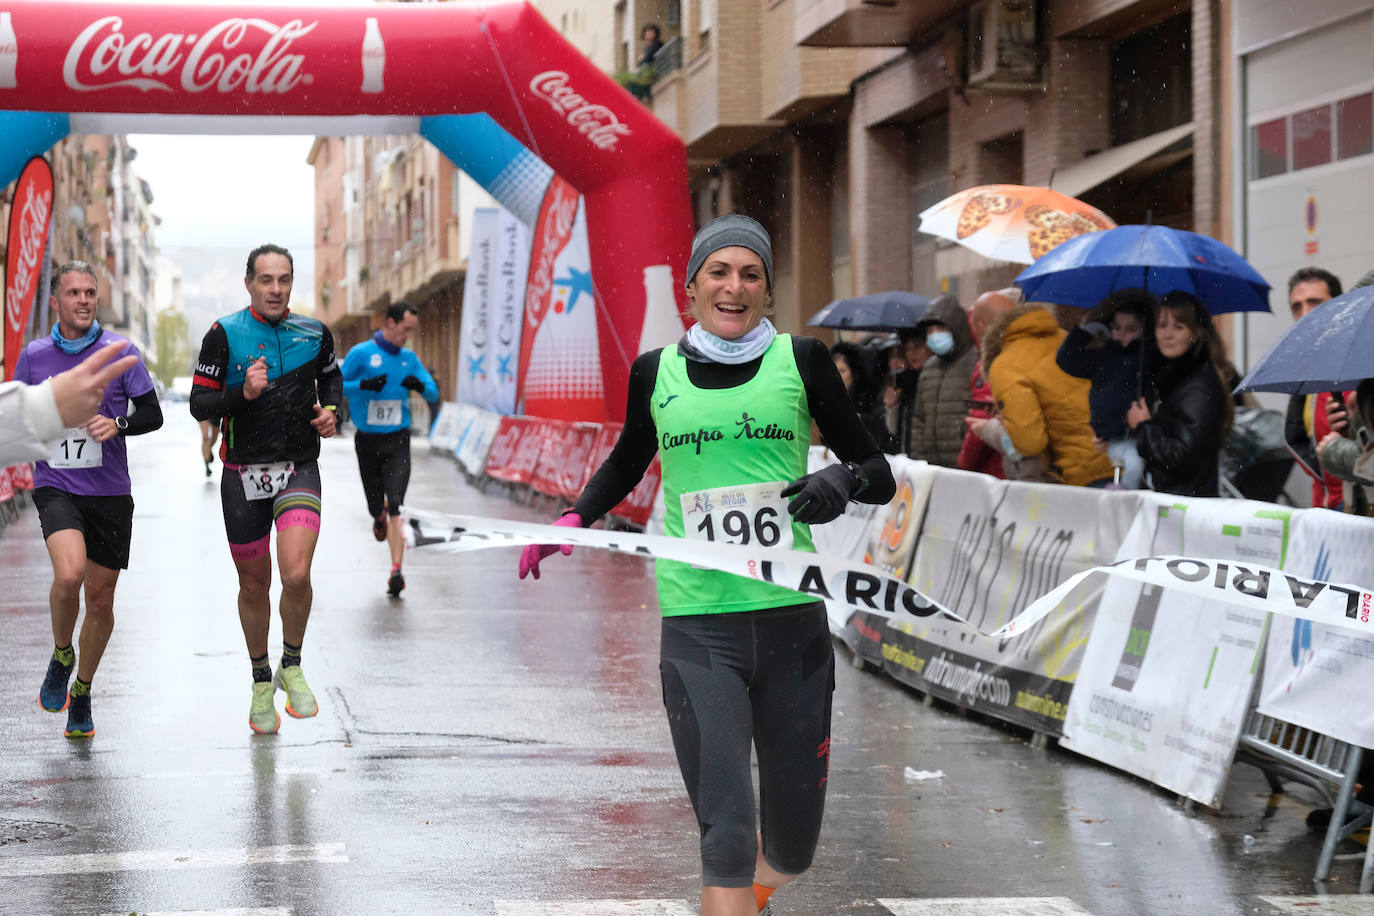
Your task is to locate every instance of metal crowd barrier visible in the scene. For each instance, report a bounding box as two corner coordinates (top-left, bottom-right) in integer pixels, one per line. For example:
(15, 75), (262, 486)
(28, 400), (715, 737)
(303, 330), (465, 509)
(1236, 708), (1373, 887)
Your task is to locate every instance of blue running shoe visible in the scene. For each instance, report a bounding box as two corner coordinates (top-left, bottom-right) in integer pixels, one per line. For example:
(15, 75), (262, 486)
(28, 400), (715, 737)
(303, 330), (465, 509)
(64, 693), (94, 738)
(39, 656), (73, 712)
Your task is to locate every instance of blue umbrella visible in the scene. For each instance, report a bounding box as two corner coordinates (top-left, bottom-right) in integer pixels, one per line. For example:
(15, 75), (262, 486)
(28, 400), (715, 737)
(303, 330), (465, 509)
(1014, 224), (1271, 314)
(808, 291), (932, 332)
(1236, 286), (1374, 394)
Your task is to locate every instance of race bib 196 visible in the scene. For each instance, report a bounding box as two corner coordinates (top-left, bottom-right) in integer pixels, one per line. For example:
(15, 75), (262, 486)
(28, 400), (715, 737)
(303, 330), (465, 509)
(680, 481), (792, 550)
(48, 428), (102, 469)
(367, 399), (403, 427)
(239, 461), (295, 501)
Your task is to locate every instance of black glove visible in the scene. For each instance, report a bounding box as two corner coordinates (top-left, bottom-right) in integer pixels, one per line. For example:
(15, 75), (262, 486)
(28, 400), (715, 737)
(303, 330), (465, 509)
(780, 463), (857, 526)
(359, 374), (387, 392)
(400, 375), (425, 393)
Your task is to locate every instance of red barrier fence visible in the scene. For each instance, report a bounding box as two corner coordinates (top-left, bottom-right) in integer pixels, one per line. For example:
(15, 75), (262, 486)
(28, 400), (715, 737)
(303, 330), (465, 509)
(478, 413), (660, 526)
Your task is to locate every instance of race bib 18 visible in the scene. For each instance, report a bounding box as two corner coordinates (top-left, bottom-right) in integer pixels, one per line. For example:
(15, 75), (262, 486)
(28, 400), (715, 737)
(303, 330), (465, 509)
(239, 461), (295, 501)
(48, 428), (102, 469)
(367, 399), (403, 427)
(680, 481), (792, 550)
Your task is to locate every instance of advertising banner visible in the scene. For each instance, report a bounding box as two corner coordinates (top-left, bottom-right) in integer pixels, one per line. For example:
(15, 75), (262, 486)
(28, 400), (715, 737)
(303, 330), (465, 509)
(889, 470), (1136, 735)
(457, 409), (503, 478)
(489, 208), (530, 415)
(456, 208), (497, 409)
(9, 463), (33, 491)
(518, 176), (605, 422)
(530, 421), (600, 502)
(484, 416), (542, 484)
(0, 466), (13, 504)
(1063, 497), (1293, 807)
(583, 421), (661, 527)
(4, 155), (53, 380)
(427, 402), (463, 454)
(1258, 509), (1374, 748)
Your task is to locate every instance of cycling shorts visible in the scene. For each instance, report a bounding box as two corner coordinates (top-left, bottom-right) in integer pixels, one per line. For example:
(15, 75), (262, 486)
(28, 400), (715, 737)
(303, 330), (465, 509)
(220, 460), (322, 562)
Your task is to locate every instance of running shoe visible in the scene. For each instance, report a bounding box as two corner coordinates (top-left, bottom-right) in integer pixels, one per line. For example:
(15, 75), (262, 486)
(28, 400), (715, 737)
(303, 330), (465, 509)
(274, 666), (318, 718)
(372, 512), (387, 542)
(64, 693), (94, 738)
(204, 457), (212, 478)
(249, 681), (281, 734)
(39, 656), (73, 712)
(387, 570), (405, 598)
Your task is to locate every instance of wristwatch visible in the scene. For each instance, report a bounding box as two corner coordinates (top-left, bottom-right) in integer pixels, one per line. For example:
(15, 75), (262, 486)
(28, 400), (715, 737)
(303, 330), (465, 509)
(114, 416), (129, 435)
(843, 460), (869, 497)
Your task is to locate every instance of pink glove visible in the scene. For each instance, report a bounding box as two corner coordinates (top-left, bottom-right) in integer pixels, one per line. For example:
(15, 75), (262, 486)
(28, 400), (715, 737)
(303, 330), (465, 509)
(517, 512), (583, 580)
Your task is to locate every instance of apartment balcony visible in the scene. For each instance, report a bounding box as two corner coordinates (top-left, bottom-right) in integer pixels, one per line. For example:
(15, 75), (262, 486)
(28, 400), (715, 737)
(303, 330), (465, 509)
(795, 0), (967, 47)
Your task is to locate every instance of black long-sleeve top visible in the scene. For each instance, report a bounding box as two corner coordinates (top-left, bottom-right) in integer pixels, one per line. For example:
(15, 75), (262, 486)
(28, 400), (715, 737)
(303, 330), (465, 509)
(572, 335), (896, 522)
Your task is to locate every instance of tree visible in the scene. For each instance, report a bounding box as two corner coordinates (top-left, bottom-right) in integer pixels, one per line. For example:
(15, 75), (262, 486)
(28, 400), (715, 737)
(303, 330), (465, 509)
(153, 307), (190, 387)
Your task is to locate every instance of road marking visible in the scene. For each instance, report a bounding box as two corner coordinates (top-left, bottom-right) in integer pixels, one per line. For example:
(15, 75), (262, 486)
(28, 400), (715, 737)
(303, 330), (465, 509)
(99, 910), (291, 916)
(1259, 897), (1374, 913)
(877, 899), (1092, 916)
(0, 842), (347, 878)
(495, 902), (695, 915)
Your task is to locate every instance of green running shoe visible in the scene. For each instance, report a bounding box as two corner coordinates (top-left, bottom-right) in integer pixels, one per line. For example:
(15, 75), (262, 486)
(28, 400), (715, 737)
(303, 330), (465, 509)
(274, 666), (318, 718)
(249, 681), (280, 734)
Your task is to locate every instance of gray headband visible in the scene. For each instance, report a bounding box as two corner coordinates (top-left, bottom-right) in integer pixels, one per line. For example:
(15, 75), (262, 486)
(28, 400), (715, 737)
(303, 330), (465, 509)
(685, 213), (773, 291)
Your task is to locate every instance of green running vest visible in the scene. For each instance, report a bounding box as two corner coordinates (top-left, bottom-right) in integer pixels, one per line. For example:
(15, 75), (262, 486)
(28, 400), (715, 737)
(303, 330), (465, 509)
(650, 334), (816, 616)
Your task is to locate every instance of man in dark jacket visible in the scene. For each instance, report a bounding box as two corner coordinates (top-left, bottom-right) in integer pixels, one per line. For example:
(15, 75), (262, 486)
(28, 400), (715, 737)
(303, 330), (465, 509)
(1283, 267), (1343, 508)
(907, 294), (977, 467)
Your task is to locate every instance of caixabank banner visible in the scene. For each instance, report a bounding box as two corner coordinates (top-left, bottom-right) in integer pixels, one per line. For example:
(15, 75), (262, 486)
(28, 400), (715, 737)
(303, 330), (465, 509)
(887, 469), (1134, 735)
(1063, 496), (1292, 807)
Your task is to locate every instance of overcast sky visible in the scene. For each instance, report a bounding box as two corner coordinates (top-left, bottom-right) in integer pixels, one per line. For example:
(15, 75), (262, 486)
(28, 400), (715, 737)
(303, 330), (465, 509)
(129, 134), (316, 301)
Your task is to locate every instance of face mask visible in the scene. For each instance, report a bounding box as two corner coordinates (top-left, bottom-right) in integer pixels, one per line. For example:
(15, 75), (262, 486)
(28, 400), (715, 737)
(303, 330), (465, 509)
(926, 330), (955, 356)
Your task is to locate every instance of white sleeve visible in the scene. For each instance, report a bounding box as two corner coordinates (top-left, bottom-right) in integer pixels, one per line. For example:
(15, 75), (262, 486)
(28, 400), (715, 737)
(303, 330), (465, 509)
(0, 379), (60, 464)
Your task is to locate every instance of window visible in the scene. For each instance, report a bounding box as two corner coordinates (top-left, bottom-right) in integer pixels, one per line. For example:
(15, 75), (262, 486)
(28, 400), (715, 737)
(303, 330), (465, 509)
(1292, 104), (1332, 170)
(1251, 118), (1287, 180)
(1338, 92), (1373, 160)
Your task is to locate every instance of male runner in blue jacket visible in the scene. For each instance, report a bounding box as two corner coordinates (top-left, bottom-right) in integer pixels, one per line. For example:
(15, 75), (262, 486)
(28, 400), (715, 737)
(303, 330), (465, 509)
(341, 301), (438, 596)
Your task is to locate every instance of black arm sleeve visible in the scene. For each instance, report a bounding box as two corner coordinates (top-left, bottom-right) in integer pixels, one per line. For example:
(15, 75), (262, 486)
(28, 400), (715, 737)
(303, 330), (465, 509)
(189, 323), (250, 421)
(794, 336), (896, 505)
(1055, 325), (1099, 380)
(122, 389), (163, 436)
(317, 324), (343, 409)
(571, 349), (661, 523)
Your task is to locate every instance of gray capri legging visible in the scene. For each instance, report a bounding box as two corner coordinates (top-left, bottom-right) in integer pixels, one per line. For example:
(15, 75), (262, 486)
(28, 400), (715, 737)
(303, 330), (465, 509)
(659, 600), (835, 888)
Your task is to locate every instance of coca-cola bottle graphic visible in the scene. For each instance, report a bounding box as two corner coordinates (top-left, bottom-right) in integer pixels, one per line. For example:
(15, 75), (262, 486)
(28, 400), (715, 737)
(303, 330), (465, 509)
(0, 12), (17, 90)
(637, 264), (681, 352)
(361, 17), (384, 94)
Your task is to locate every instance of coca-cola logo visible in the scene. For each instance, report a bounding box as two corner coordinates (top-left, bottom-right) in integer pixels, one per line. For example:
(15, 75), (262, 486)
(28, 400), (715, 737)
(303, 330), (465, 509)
(63, 16), (316, 94)
(529, 70), (632, 151)
(524, 179), (580, 329)
(7, 188), (49, 334)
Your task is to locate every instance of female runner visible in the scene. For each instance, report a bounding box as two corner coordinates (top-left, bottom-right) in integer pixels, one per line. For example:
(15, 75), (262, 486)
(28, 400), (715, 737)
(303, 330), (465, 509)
(518, 214), (895, 915)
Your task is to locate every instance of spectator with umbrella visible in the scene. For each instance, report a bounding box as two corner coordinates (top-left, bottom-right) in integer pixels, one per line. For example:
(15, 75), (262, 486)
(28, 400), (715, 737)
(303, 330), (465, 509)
(1126, 291), (1233, 497)
(956, 287), (1021, 479)
(1318, 380), (1374, 516)
(907, 295), (978, 467)
(830, 340), (890, 453)
(1283, 267), (1346, 509)
(1055, 288), (1156, 488)
(974, 303), (1115, 486)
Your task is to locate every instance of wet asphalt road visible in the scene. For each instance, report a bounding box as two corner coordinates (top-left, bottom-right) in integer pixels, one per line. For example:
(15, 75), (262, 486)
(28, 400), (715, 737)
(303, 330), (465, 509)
(0, 409), (1369, 916)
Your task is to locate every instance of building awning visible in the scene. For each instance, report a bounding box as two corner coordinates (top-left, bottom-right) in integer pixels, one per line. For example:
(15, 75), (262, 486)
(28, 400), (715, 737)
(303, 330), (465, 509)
(1050, 122), (1194, 200)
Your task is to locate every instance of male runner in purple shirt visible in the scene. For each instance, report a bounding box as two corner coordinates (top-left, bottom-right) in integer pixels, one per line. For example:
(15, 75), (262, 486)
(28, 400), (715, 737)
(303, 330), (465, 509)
(15, 260), (162, 739)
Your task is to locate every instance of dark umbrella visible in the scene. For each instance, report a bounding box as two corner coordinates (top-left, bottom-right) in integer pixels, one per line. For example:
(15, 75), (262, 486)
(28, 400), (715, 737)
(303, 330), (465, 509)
(1014, 224), (1272, 315)
(1236, 286), (1374, 395)
(808, 291), (932, 332)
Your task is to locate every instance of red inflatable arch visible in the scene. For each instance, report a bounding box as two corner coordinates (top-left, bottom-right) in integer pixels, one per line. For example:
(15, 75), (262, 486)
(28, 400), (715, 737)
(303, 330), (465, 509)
(1, 0), (693, 420)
